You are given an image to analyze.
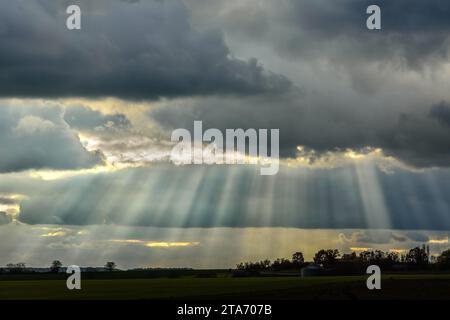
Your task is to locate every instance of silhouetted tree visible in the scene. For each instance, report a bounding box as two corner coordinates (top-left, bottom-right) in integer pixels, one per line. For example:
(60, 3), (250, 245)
(6, 263), (26, 273)
(50, 260), (62, 273)
(261, 260), (271, 269)
(400, 254), (406, 263)
(386, 252), (400, 265)
(272, 258), (292, 271)
(359, 251), (373, 264)
(341, 252), (358, 262)
(405, 247), (428, 268)
(359, 250), (386, 265)
(292, 252), (304, 266)
(236, 263), (245, 270)
(360, 250), (401, 268)
(105, 261), (116, 271)
(437, 249), (450, 269)
(236, 260), (272, 273)
(313, 249), (340, 267)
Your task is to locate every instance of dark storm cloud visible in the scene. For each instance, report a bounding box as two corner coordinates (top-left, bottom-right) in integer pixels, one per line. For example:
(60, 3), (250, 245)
(185, 0), (450, 100)
(0, 0), (291, 99)
(290, 0), (450, 40)
(15, 165), (450, 230)
(204, 0), (450, 69)
(379, 110), (450, 168)
(0, 103), (104, 172)
(325, 0), (450, 68)
(63, 105), (130, 131)
(150, 94), (450, 168)
(141, 1), (450, 170)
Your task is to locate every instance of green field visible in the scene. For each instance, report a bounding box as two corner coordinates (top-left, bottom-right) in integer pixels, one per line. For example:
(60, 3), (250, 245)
(1, 274), (450, 300)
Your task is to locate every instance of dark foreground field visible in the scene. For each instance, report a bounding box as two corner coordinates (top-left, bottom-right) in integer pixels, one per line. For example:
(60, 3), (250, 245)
(1, 274), (450, 300)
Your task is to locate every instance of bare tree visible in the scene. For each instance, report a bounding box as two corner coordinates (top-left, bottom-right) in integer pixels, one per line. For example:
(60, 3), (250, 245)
(50, 260), (62, 273)
(105, 261), (116, 271)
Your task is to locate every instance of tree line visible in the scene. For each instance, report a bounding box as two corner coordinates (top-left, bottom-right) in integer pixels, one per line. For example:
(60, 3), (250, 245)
(236, 246), (450, 273)
(2, 261), (117, 273)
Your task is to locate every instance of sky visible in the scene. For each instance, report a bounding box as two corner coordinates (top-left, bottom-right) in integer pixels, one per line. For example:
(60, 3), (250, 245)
(0, 0), (450, 269)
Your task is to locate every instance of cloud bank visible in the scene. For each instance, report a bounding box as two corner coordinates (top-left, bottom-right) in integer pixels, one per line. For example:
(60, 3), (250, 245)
(0, 0), (291, 99)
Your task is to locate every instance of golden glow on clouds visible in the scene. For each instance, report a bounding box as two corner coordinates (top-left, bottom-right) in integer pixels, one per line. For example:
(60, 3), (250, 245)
(0, 193), (26, 221)
(82, 135), (172, 165)
(429, 238), (449, 244)
(286, 146), (402, 170)
(350, 247), (371, 252)
(345, 149), (380, 160)
(145, 241), (200, 248)
(35, 226), (87, 238)
(27, 165), (124, 181)
(109, 239), (200, 248)
(80, 129), (271, 170)
(110, 239), (144, 244)
(61, 97), (158, 133)
(389, 249), (407, 254)
(1, 98), (424, 180)
(41, 231), (67, 237)
(0, 193), (25, 199)
(0, 98), (437, 177)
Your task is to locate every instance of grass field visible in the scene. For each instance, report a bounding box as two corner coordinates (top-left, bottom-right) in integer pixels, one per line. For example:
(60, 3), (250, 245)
(1, 274), (450, 300)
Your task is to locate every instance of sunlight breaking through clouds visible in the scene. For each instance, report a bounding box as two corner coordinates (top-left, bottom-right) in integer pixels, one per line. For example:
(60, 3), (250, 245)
(41, 231), (67, 237)
(1, 163), (448, 231)
(350, 247), (372, 252)
(1, 0), (450, 270)
(109, 240), (200, 248)
(429, 238), (449, 244)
